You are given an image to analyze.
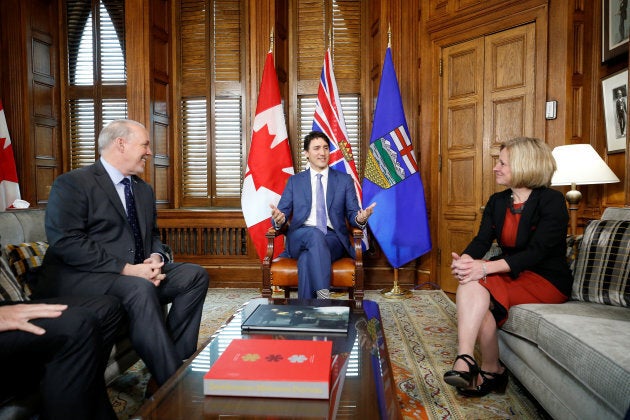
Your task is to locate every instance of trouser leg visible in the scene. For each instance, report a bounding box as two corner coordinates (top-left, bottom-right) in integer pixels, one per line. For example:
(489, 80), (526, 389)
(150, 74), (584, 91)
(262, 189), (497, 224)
(0, 296), (122, 420)
(106, 276), (181, 385)
(160, 262), (209, 360)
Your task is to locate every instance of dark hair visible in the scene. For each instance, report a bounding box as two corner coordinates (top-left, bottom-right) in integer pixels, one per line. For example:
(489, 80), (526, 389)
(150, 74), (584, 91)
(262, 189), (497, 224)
(303, 131), (330, 151)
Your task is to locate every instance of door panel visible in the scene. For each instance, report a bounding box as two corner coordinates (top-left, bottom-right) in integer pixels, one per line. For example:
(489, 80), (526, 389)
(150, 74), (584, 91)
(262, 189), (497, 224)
(438, 23), (536, 294)
(439, 38), (484, 293)
(483, 24), (536, 198)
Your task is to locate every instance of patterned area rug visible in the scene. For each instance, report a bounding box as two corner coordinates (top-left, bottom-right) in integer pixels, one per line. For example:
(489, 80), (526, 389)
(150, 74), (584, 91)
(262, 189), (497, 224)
(108, 288), (547, 419)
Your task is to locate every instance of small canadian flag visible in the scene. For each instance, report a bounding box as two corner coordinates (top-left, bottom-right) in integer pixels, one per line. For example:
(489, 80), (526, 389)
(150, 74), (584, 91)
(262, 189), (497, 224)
(0, 100), (21, 211)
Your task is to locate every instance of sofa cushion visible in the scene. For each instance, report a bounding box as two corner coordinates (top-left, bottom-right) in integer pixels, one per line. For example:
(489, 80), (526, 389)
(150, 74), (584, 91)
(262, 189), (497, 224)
(501, 301), (629, 343)
(536, 312), (630, 416)
(571, 220), (630, 307)
(501, 301), (630, 416)
(0, 256), (27, 302)
(5, 241), (48, 296)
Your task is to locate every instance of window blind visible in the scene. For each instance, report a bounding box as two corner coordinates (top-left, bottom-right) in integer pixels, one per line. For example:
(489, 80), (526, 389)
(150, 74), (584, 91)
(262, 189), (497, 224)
(67, 0), (127, 168)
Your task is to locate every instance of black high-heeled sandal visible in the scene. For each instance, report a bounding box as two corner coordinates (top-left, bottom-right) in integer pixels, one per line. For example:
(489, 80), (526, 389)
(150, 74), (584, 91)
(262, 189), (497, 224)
(457, 366), (509, 397)
(443, 354), (479, 388)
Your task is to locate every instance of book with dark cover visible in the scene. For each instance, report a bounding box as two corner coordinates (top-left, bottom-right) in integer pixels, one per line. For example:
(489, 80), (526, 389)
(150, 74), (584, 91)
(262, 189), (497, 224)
(203, 338), (333, 399)
(240, 304), (350, 334)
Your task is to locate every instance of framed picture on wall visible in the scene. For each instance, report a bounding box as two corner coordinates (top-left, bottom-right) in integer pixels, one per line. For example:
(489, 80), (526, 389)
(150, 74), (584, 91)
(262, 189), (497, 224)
(602, 69), (628, 153)
(602, 0), (630, 62)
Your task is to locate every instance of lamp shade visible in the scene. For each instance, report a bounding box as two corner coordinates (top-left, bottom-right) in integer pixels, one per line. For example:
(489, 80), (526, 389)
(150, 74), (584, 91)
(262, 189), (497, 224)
(551, 144), (620, 186)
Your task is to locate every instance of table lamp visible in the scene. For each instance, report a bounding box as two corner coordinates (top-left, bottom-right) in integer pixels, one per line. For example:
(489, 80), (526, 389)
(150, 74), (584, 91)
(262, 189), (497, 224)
(550, 144), (620, 236)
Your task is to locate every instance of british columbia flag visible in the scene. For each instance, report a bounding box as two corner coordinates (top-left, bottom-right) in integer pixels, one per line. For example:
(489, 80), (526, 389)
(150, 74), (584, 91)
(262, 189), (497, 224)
(312, 49), (368, 248)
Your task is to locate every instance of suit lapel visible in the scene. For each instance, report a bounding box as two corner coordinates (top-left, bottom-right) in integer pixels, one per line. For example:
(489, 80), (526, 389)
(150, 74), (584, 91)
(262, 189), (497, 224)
(93, 161), (148, 242)
(326, 169), (336, 210)
(93, 161), (128, 222)
(302, 169), (313, 208)
(515, 188), (541, 245)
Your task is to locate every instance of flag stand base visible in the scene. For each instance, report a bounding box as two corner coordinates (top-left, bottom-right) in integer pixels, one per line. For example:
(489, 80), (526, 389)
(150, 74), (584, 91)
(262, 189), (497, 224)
(380, 268), (412, 299)
(380, 284), (412, 299)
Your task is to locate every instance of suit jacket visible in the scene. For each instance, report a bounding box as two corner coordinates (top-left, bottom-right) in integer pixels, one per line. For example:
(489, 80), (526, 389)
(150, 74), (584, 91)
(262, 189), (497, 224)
(35, 160), (165, 296)
(275, 168), (363, 258)
(463, 187), (573, 296)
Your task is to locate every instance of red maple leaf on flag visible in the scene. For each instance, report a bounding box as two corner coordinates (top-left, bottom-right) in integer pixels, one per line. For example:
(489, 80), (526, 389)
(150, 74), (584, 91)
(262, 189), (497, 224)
(245, 123), (292, 195)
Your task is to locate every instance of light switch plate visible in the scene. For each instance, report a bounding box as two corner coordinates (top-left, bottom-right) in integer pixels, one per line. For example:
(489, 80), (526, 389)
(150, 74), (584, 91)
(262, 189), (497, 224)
(545, 101), (557, 119)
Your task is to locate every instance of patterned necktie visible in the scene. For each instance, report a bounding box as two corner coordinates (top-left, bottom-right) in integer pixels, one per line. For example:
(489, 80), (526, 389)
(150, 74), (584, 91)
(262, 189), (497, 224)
(121, 178), (145, 264)
(315, 173), (327, 234)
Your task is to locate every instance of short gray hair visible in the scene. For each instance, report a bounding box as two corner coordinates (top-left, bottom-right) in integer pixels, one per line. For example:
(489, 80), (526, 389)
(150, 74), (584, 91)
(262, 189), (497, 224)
(98, 119), (146, 153)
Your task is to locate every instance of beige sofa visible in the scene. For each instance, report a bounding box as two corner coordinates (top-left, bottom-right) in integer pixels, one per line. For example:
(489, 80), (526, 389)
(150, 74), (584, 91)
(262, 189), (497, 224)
(498, 207), (630, 419)
(0, 209), (140, 417)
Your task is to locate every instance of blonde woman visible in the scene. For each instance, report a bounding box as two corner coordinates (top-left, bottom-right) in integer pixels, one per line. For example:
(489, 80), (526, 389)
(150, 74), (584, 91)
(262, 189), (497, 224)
(444, 137), (572, 396)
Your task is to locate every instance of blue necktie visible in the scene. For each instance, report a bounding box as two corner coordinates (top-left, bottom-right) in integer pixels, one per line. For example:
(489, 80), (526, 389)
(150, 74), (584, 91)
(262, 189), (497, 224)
(121, 178), (145, 264)
(315, 173), (327, 234)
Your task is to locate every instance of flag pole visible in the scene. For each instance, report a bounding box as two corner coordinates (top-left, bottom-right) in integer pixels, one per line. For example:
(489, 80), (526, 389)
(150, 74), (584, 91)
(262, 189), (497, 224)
(268, 27), (285, 298)
(381, 267), (412, 299)
(380, 25), (412, 300)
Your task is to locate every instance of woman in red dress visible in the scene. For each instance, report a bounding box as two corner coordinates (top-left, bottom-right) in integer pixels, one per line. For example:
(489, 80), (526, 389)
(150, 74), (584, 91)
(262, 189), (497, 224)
(444, 137), (573, 396)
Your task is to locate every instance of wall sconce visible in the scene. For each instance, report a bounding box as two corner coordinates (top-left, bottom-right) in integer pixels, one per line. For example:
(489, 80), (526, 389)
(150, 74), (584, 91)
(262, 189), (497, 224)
(550, 144), (620, 236)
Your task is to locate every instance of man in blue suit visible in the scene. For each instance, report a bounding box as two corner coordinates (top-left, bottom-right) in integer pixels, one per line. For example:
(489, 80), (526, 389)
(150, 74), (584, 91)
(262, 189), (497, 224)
(270, 131), (375, 299)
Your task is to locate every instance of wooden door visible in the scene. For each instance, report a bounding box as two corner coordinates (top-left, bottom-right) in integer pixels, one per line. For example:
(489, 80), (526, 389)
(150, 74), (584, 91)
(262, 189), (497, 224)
(438, 23), (537, 293)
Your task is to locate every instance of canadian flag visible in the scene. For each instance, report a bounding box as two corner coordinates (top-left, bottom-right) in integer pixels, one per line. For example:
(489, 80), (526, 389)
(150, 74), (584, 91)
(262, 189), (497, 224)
(241, 52), (294, 261)
(0, 100), (21, 211)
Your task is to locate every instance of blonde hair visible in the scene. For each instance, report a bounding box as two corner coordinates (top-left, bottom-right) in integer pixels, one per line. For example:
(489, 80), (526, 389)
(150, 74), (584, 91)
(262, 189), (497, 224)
(500, 137), (556, 188)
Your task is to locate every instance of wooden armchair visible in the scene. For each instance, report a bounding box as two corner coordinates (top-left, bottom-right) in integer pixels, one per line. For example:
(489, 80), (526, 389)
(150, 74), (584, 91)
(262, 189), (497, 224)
(261, 226), (365, 307)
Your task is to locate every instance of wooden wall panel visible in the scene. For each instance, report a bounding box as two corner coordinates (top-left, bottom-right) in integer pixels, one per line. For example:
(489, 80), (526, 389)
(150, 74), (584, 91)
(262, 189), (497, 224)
(151, 0), (172, 207)
(30, 0), (61, 206)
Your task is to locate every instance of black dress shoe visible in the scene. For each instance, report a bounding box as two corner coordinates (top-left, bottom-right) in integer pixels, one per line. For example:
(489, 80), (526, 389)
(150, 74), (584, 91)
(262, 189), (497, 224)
(457, 366), (508, 397)
(443, 354), (479, 388)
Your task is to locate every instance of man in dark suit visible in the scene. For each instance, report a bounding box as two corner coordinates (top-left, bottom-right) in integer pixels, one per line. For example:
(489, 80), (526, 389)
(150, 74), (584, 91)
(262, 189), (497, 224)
(34, 119), (209, 388)
(0, 296), (122, 419)
(270, 131), (375, 299)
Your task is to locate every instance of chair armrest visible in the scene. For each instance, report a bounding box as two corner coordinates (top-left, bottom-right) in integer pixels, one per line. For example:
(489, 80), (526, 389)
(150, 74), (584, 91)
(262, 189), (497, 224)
(264, 227), (281, 262)
(262, 227), (281, 298)
(350, 228), (364, 304)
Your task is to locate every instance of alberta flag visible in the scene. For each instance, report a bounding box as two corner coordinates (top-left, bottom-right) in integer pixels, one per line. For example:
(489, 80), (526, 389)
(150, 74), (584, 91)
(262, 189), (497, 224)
(241, 52), (294, 261)
(312, 48), (367, 248)
(0, 100), (21, 211)
(362, 48), (431, 268)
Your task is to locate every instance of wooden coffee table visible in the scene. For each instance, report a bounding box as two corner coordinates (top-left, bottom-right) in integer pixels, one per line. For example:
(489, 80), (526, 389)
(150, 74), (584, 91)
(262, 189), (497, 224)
(133, 298), (402, 419)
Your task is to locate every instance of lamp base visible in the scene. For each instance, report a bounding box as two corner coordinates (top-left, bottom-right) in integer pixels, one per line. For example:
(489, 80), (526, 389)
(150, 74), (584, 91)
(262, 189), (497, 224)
(565, 182), (582, 237)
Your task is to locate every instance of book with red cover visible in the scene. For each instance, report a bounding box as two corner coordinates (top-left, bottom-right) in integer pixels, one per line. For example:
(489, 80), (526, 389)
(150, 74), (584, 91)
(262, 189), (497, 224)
(203, 338), (333, 399)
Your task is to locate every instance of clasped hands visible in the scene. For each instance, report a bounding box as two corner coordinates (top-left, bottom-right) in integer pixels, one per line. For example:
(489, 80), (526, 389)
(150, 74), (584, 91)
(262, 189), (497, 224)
(122, 254), (166, 286)
(451, 252), (484, 284)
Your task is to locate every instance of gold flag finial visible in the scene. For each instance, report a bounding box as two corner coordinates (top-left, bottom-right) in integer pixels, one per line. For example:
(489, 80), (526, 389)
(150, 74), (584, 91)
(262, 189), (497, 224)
(387, 24), (392, 48)
(269, 27), (274, 53)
